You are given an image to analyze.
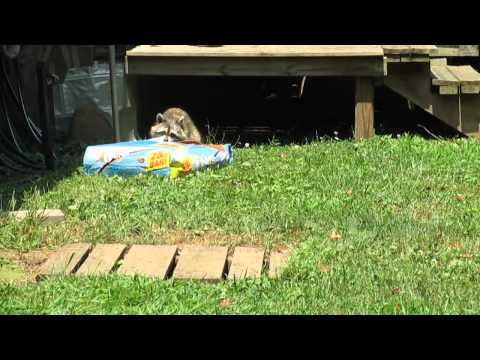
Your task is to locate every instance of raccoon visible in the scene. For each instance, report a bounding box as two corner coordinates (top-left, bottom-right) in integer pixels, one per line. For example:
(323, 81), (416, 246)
(149, 108), (203, 143)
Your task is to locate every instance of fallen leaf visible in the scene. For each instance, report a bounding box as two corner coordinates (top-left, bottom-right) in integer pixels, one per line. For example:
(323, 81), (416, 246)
(456, 194), (465, 202)
(279, 153), (288, 159)
(391, 287), (401, 295)
(387, 203), (402, 212)
(394, 304), (401, 314)
(329, 230), (342, 241)
(448, 242), (463, 250)
(460, 253), (475, 260)
(275, 245), (289, 254)
(219, 298), (230, 308)
(346, 190), (353, 197)
(317, 263), (331, 273)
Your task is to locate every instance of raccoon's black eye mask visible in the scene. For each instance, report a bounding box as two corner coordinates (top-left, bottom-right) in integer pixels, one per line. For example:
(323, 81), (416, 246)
(154, 131), (181, 141)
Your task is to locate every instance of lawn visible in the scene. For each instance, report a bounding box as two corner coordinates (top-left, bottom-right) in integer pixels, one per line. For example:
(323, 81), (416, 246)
(1, 136), (480, 314)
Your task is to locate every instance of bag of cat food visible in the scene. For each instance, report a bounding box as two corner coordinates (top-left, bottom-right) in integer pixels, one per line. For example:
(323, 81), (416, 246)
(83, 139), (233, 178)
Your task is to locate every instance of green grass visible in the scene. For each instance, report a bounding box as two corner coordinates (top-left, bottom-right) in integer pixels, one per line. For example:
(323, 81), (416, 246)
(2, 135), (480, 314)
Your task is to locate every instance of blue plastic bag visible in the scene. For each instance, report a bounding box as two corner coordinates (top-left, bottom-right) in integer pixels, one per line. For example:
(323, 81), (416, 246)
(83, 139), (233, 178)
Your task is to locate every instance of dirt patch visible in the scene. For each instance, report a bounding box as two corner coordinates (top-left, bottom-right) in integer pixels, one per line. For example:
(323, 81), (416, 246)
(162, 230), (265, 248)
(412, 207), (433, 221)
(124, 225), (304, 250)
(0, 248), (52, 284)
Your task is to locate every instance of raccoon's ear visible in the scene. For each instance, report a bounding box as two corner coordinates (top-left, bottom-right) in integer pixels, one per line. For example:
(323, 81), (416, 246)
(155, 113), (165, 124)
(178, 114), (186, 125)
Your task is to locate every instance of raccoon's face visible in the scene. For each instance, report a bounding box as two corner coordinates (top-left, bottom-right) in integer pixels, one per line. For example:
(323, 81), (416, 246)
(149, 121), (187, 142)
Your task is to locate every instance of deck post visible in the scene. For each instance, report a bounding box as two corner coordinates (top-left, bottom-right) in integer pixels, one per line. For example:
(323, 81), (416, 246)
(354, 77), (375, 140)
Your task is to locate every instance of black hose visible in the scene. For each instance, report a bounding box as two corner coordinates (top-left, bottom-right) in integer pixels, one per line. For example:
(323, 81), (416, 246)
(14, 59), (43, 143)
(14, 58), (42, 135)
(0, 127), (44, 170)
(0, 153), (36, 175)
(0, 80), (25, 154)
(0, 57), (20, 106)
(0, 139), (43, 170)
(0, 56), (43, 144)
(0, 53), (52, 173)
(0, 89), (44, 170)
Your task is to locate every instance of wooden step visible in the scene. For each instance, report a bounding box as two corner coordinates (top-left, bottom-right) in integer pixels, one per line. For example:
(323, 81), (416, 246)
(37, 244), (292, 282)
(117, 245), (177, 279)
(76, 244), (127, 276)
(227, 247), (265, 280)
(269, 251), (291, 278)
(173, 246), (228, 282)
(431, 64), (480, 95)
(385, 61), (480, 135)
(38, 243), (91, 277)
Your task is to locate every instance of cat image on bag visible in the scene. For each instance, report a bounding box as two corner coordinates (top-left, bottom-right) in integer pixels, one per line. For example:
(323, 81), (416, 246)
(149, 108), (203, 144)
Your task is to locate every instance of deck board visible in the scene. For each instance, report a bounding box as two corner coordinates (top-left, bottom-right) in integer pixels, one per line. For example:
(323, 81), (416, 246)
(448, 66), (480, 84)
(431, 65), (480, 86)
(382, 45), (437, 55)
(127, 45), (384, 58)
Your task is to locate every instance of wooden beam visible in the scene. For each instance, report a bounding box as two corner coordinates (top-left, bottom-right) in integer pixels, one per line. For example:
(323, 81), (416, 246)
(431, 58), (448, 66)
(126, 56), (386, 77)
(382, 45), (412, 55)
(386, 55), (401, 63)
(409, 45), (437, 55)
(355, 78), (375, 140)
(461, 85), (480, 94)
(382, 45), (437, 56)
(438, 85), (459, 95)
(401, 55), (430, 63)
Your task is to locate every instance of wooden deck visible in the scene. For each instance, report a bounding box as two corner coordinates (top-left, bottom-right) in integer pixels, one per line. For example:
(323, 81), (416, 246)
(125, 45), (386, 77)
(122, 45), (480, 140)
